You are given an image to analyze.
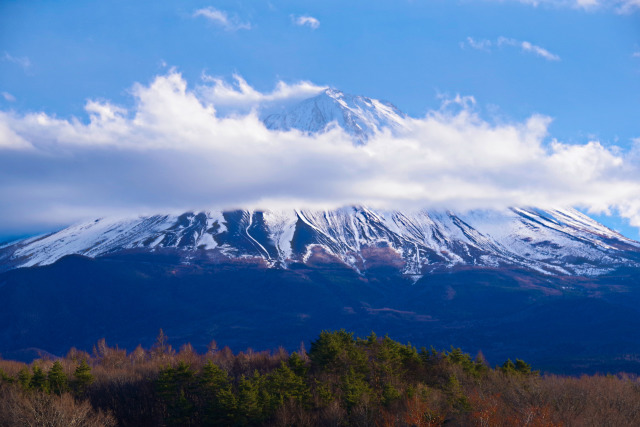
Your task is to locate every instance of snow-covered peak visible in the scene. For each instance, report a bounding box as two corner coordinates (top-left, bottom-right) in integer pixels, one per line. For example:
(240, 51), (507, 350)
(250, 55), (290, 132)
(263, 88), (407, 143)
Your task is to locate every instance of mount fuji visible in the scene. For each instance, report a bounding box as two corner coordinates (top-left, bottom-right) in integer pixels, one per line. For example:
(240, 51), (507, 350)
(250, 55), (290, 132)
(2, 89), (638, 277)
(2, 90), (640, 373)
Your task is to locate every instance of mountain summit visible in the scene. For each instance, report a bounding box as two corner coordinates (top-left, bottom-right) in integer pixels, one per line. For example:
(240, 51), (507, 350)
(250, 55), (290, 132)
(263, 89), (407, 143)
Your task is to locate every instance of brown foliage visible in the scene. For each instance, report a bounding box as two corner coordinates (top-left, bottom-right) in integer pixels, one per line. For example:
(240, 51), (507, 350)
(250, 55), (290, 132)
(0, 384), (115, 426)
(2, 333), (640, 426)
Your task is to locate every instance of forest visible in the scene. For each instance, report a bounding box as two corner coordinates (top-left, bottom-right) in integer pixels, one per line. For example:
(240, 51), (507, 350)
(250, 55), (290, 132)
(1, 330), (639, 426)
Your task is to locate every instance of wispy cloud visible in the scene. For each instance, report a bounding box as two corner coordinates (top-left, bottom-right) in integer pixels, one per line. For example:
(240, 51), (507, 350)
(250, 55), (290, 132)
(3, 52), (31, 70)
(292, 15), (320, 29)
(498, 37), (561, 61)
(486, 0), (640, 13)
(632, 52), (640, 58)
(193, 7), (251, 31)
(2, 92), (16, 102)
(616, 0), (640, 13)
(463, 37), (561, 61)
(1, 71), (640, 234)
(463, 37), (492, 51)
(198, 73), (326, 115)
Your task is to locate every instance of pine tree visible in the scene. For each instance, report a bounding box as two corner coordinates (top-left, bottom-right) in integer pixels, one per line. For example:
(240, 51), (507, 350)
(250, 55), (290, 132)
(340, 366), (371, 410)
(200, 361), (237, 424)
(0, 368), (13, 384)
(157, 361), (196, 425)
(237, 373), (264, 424)
(73, 358), (94, 395)
(265, 361), (311, 411)
(29, 365), (48, 392)
(48, 361), (68, 395)
(446, 374), (471, 412)
(515, 358), (538, 376)
(288, 352), (308, 377)
(17, 367), (31, 389)
(500, 358), (517, 375)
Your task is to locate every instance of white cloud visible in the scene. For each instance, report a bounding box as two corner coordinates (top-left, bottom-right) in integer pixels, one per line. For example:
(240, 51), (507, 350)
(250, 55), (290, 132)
(193, 7), (251, 31)
(632, 52), (640, 58)
(520, 41), (560, 61)
(464, 37), (492, 51)
(292, 15), (320, 29)
(574, 0), (600, 8)
(1, 71), (640, 234)
(2, 92), (16, 102)
(3, 52), (31, 70)
(0, 113), (32, 150)
(197, 73), (327, 115)
(463, 37), (560, 61)
(498, 37), (561, 61)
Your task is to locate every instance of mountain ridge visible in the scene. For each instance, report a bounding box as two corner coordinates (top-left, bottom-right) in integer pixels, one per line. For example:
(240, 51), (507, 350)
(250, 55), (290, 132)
(2, 206), (639, 277)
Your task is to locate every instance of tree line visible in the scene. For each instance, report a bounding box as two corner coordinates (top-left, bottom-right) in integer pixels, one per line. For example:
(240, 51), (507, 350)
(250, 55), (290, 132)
(1, 329), (640, 426)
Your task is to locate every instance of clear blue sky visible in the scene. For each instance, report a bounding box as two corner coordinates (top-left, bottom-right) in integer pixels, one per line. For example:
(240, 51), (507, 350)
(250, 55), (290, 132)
(1, 0), (639, 239)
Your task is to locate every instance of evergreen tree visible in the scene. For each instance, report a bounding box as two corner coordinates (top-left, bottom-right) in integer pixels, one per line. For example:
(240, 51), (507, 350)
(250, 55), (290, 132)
(381, 382), (402, 407)
(157, 361), (197, 425)
(265, 361), (310, 411)
(500, 358), (537, 376)
(288, 352), (308, 377)
(73, 358), (94, 395)
(29, 364), (48, 392)
(500, 358), (517, 375)
(17, 367), (31, 389)
(0, 368), (13, 384)
(48, 361), (68, 395)
(199, 361), (237, 424)
(472, 351), (490, 376)
(309, 329), (369, 376)
(366, 331), (378, 346)
(515, 358), (533, 375)
(236, 372), (265, 425)
(446, 374), (471, 412)
(340, 366), (371, 411)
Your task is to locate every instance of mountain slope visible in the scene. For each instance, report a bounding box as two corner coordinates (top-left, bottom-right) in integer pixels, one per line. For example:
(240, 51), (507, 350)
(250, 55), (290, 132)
(2, 206), (639, 277)
(2, 253), (640, 374)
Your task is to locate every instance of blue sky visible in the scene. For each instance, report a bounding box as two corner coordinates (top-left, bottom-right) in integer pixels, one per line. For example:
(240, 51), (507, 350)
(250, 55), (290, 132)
(1, 0), (639, 240)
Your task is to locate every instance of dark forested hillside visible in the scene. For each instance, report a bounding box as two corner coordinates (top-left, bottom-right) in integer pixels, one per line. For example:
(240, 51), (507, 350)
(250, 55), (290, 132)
(1, 253), (640, 375)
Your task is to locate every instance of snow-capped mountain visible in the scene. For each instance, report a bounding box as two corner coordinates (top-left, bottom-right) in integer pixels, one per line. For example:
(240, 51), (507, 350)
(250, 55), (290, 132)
(3, 89), (639, 278)
(2, 206), (639, 277)
(263, 89), (407, 143)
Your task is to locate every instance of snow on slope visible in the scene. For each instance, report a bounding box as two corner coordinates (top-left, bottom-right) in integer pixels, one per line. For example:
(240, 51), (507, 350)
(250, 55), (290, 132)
(8, 215), (176, 268)
(263, 89), (406, 143)
(2, 207), (639, 277)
